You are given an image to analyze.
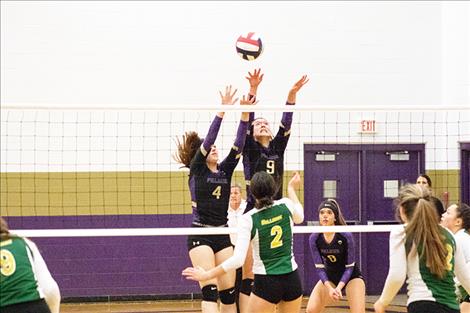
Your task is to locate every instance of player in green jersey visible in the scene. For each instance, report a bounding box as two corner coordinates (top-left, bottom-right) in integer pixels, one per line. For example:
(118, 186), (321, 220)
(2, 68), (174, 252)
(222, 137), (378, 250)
(374, 185), (470, 313)
(0, 217), (60, 313)
(441, 203), (470, 313)
(183, 171), (304, 313)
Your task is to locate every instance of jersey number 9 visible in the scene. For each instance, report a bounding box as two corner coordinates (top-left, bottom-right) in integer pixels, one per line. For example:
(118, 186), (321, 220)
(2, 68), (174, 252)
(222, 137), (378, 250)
(266, 160), (275, 174)
(1, 249), (16, 276)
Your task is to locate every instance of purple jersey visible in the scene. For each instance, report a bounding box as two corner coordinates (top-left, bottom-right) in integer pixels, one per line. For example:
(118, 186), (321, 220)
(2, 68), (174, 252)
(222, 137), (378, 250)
(190, 116), (248, 226)
(243, 105), (293, 211)
(309, 232), (357, 285)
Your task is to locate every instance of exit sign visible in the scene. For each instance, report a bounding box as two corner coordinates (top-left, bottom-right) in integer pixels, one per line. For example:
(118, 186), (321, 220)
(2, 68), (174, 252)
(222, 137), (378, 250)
(359, 120), (377, 134)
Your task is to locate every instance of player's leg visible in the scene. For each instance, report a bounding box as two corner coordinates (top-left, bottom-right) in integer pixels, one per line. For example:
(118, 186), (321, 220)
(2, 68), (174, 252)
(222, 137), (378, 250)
(278, 297), (302, 313)
(247, 292), (276, 313)
(215, 245), (237, 313)
(461, 300), (470, 313)
(306, 280), (332, 313)
(239, 242), (254, 313)
(345, 278), (366, 313)
(188, 240), (219, 313)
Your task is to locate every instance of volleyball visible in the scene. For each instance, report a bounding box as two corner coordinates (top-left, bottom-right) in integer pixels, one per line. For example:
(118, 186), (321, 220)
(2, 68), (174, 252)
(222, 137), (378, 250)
(236, 32), (263, 61)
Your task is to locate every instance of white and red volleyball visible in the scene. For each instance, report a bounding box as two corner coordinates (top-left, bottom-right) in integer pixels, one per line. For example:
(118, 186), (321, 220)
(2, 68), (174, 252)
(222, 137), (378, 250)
(235, 32), (263, 61)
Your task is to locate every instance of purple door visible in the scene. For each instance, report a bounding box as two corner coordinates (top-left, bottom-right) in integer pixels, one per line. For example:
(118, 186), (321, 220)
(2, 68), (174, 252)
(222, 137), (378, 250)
(303, 145), (361, 294)
(303, 144), (424, 295)
(363, 145), (424, 294)
(461, 142), (470, 204)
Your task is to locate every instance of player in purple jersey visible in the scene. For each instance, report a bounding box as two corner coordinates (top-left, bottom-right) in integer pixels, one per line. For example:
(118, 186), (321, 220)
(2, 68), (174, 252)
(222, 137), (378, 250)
(307, 199), (366, 313)
(243, 71), (309, 212)
(239, 69), (309, 301)
(174, 86), (254, 313)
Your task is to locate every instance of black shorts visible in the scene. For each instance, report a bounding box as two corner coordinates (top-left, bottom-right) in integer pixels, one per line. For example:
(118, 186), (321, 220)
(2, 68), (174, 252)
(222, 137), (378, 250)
(326, 264), (363, 286)
(252, 269), (303, 304)
(408, 301), (459, 313)
(187, 230), (232, 254)
(1, 299), (51, 313)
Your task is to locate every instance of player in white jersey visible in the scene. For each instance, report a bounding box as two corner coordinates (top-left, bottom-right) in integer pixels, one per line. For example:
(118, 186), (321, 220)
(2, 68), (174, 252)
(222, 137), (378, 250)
(183, 171), (304, 313)
(374, 184), (470, 313)
(441, 203), (470, 313)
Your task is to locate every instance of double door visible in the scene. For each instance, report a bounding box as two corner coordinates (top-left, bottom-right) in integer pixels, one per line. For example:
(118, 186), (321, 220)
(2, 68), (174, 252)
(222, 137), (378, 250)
(303, 143), (424, 294)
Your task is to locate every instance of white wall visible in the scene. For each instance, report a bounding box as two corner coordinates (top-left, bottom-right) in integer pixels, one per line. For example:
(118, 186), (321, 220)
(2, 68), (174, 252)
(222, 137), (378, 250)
(2, 1), (468, 107)
(1, 1), (469, 173)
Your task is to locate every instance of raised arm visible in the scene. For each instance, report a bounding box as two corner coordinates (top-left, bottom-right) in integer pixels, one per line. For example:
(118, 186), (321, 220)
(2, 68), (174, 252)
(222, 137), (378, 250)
(287, 172), (304, 223)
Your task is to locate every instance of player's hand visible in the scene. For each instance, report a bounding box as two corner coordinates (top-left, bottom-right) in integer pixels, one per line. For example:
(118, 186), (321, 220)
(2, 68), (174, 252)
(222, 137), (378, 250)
(182, 266), (209, 282)
(288, 172), (301, 190)
(290, 75), (309, 94)
(246, 68), (264, 88)
(240, 94), (259, 106)
(334, 287), (343, 299)
(327, 285), (341, 301)
(219, 85), (239, 105)
(373, 300), (386, 313)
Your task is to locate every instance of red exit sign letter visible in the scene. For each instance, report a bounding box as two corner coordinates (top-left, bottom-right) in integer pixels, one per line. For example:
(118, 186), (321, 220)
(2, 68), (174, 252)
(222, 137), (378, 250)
(359, 120), (377, 134)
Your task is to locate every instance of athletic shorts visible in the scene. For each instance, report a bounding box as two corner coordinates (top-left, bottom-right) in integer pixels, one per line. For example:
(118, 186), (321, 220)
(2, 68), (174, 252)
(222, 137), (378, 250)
(408, 301), (459, 313)
(187, 227), (232, 253)
(1, 299), (51, 313)
(326, 264), (363, 286)
(252, 269), (302, 304)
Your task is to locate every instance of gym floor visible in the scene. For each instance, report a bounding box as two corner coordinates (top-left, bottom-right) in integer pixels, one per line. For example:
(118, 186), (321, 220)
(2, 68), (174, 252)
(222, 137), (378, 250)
(60, 295), (407, 313)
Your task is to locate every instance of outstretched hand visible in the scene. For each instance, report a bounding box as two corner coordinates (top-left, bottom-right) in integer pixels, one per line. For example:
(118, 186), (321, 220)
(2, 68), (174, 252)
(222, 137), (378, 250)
(288, 172), (301, 190)
(240, 94), (259, 106)
(290, 75), (309, 94)
(219, 85), (239, 105)
(182, 266), (209, 282)
(246, 68), (264, 89)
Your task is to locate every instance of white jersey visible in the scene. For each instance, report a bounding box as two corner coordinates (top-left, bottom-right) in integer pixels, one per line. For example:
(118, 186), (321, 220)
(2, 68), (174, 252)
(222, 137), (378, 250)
(454, 229), (470, 289)
(378, 225), (470, 310)
(227, 200), (247, 245)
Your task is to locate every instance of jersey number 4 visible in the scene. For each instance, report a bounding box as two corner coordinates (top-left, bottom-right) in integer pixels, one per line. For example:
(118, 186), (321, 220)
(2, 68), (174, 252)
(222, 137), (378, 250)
(212, 186), (222, 199)
(270, 225), (283, 249)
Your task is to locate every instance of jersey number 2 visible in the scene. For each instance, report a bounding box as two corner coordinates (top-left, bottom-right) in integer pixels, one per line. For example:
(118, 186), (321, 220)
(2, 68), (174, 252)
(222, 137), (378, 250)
(270, 225), (283, 249)
(0, 249), (16, 276)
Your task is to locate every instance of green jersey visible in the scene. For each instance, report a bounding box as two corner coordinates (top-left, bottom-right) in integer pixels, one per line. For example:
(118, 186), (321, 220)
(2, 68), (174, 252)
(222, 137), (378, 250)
(1, 237), (43, 307)
(248, 198), (301, 275)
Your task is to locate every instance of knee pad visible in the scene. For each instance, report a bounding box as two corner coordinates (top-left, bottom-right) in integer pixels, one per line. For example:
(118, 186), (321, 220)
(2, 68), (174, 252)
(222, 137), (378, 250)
(240, 278), (253, 296)
(219, 287), (236, 305)
(201, 284), (218, 303)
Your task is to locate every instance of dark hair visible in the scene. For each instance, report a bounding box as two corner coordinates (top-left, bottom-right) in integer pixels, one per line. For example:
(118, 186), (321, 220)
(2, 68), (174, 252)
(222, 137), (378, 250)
(417, 174), (432, 187)
(251, 172), (276, 209)
(318, 199), (347, 225)
(398, 184), (448, 278)
(430, 196), (445, 217)
(456, 203), (470, 232)
(173, 131), (203, 168)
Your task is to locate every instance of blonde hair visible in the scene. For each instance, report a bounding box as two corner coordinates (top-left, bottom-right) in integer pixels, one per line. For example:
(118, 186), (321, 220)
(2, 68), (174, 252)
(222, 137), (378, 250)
(1, 217), (12, 241)
(398, 184), (448, 278)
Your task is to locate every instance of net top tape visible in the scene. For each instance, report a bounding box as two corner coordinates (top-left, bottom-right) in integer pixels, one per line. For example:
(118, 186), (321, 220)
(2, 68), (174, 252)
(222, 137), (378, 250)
(12, 224), (402, 238)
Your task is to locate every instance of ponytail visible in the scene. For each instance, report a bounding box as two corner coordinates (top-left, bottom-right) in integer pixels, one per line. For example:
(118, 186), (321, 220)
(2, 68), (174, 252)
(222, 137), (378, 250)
(173, 131), (202, 168)
(399, 184), (448, 278)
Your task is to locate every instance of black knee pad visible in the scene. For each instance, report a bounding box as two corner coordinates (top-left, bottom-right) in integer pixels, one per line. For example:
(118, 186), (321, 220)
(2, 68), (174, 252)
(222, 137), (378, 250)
(240, 278), (253, 296)
(201, 284), (218, 303)
(219, 287), (236, 305)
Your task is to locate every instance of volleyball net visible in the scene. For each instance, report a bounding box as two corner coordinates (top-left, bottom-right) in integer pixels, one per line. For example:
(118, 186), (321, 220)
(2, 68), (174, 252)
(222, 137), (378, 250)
(1, 104), (469, 298)
(2, 105), (468, 229)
